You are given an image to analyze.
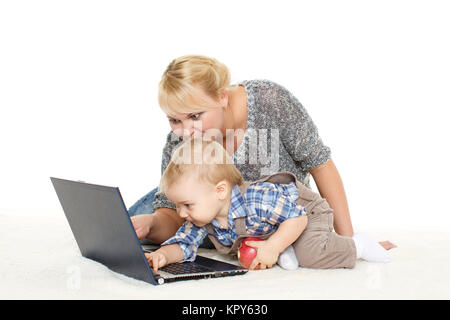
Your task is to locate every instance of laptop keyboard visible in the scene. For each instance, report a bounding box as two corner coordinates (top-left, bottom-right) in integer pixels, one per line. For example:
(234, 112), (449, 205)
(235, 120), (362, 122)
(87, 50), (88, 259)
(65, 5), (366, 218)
(160, 262), (212, 275)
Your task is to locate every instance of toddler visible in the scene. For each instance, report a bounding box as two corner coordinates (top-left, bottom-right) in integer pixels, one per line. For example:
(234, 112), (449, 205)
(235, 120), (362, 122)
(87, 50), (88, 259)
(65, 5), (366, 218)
(145, 138), (389, 271)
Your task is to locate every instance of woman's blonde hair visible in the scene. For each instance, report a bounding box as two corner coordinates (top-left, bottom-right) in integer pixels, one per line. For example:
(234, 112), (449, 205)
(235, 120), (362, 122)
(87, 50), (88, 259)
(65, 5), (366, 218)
(159, 138), (244, 195)
(158, 55), (238, 117)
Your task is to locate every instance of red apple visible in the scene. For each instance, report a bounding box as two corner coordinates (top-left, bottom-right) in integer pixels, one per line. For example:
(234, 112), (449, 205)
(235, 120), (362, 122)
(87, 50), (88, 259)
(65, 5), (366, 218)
(237, 237), (263, 268)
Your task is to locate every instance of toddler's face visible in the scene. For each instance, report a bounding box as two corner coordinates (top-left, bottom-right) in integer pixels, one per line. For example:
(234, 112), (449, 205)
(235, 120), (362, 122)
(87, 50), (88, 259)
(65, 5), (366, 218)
(166, 173), (222, 227)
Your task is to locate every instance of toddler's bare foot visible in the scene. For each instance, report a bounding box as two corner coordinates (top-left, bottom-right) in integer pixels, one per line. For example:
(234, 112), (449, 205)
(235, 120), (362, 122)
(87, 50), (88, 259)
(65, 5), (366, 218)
(379, 241), (397, 250)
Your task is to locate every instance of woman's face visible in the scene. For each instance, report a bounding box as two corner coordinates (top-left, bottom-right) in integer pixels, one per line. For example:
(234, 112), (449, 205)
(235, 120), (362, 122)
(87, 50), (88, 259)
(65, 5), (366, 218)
(166, 86), (228, 140)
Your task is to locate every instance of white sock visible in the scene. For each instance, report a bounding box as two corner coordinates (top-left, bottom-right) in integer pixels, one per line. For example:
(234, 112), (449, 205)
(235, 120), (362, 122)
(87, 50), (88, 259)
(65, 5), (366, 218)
(352, 232), (390, 263)
(277, 245), (299, 270)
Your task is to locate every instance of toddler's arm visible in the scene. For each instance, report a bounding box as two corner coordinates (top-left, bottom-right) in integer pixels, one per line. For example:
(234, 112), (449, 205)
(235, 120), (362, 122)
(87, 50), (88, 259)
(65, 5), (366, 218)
(246, 215), (308, 269)
(266, 215), (308, 254)
(144, 243), (184, 271)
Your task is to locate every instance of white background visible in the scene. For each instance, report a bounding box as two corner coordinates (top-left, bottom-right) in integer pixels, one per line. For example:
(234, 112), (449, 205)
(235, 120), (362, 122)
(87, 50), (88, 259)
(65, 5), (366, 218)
(1, 0), (449, 231)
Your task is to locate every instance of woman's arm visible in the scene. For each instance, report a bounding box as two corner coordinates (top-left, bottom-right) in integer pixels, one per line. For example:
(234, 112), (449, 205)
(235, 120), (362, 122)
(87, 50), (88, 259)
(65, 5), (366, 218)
(310, 160), (397, 250)
(145, 207), (185, 244)
(309, 159), (354, 237)
(268, 83), (353, 236)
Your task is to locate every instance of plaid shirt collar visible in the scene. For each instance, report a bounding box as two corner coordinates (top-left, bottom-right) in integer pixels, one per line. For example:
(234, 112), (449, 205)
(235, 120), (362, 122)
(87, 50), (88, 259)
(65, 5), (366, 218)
(210, 184), (247, 230)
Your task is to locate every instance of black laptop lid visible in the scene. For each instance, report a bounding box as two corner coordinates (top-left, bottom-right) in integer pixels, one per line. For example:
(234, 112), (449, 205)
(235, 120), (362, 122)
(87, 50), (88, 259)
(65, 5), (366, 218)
(50, 177), (156, 285)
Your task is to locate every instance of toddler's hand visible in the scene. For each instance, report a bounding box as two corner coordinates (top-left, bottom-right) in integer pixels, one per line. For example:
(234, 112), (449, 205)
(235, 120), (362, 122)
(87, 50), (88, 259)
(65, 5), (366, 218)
(145, 251), (168, 271)
(130, 214), (154, 240)
(245, 240), (279, 270)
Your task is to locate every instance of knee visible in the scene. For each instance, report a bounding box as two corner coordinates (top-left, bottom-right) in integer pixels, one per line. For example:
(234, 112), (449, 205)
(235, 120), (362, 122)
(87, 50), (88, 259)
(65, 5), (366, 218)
(128, 187), (159, 216)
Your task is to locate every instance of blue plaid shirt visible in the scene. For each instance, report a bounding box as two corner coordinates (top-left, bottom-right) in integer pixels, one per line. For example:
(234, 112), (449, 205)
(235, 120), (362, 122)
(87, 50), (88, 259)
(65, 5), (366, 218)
(161, 181), (307, 262)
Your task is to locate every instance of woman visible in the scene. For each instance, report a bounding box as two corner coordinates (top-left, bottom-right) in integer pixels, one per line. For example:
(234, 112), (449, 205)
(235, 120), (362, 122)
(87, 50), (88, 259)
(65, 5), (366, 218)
(130, 54), (395, 250)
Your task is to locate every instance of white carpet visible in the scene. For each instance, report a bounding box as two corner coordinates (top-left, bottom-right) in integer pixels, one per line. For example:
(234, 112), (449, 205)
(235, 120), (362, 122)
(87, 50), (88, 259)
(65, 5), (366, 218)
(1, 211), (450, 300)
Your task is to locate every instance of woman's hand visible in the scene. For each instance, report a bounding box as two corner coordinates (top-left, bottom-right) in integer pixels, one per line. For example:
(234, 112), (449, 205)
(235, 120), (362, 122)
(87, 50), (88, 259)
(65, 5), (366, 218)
(245, 240), (279, 270)
(130, 214), (154, 240)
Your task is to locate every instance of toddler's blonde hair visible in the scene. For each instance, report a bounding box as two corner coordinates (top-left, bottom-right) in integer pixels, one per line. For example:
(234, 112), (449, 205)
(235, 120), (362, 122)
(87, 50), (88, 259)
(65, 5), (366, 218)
(158, 55), (238, 117)
(159, 138), (244, 195)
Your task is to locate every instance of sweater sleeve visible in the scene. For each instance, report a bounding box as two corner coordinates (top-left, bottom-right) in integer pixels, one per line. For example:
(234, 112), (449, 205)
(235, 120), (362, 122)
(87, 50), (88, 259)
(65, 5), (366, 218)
(272, 82), (331, 171)
(151, 131), (183, 211)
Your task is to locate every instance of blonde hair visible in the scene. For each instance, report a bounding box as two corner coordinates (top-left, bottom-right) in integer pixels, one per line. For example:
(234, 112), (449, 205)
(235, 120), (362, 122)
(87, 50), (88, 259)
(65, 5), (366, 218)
(158, 55), (238, 117)
(159, 138), (244, 195)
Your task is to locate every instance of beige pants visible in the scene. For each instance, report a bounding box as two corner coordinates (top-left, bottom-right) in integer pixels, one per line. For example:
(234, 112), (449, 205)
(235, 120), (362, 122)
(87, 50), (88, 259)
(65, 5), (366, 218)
(206, 171), (357, 269)
(293, 204), (356, 269)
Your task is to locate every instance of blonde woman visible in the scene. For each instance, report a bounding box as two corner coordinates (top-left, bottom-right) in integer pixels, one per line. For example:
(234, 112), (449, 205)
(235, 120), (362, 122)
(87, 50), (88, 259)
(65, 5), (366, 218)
(130, 55), (395, 250)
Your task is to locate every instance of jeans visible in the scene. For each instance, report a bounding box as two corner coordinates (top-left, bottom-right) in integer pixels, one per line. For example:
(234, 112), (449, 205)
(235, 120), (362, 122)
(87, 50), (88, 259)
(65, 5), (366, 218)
(128, 187), (159, 217)
(128, 187), (215, 249)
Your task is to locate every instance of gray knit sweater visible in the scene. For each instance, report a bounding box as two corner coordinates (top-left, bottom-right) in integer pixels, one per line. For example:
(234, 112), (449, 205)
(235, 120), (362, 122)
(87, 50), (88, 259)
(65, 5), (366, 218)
(152, 79), (331, 211)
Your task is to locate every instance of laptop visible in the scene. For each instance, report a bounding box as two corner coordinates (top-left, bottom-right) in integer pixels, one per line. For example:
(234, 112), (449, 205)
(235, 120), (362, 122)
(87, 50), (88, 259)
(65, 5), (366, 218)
(50, 177), (247, 285)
